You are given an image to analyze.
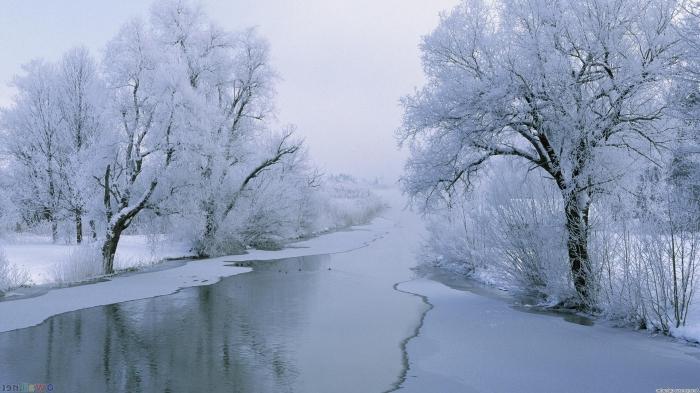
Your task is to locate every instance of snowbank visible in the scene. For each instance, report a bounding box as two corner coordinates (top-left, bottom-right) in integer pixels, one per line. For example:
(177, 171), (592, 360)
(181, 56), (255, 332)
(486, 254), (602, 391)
(672, 324), (700, 343)
(674, 303), (700, 343)
(0, 217), (392, 333)
(0, 234), (192, 285)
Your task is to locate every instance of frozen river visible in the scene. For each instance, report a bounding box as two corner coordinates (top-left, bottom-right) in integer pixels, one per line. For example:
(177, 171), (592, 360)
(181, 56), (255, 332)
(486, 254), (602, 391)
(1, 199), (699, 392)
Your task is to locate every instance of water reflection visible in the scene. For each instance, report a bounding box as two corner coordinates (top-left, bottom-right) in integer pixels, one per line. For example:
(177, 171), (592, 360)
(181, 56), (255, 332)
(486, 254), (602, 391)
(0, 255), (329, 392)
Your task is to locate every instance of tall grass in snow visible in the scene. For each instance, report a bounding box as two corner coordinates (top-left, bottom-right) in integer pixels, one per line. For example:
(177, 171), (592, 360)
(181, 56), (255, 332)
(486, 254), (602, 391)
(50, 244), (103, 284)
(0, 249), (30, 293)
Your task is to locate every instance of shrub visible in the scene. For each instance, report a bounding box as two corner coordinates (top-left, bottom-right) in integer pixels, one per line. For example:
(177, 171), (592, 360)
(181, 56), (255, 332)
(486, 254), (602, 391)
(50, 244), (103, 284)
(0, 249), (30, 293)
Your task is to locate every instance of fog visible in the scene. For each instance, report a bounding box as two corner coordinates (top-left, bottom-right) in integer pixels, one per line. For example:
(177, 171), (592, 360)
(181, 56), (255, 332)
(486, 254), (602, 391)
(0, 0), (458, 180)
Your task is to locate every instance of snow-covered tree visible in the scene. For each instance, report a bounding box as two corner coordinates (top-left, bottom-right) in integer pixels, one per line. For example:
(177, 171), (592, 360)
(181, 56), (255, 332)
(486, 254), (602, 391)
(399, 0), (682, 307)
(1, 60), (64, 242)
(1, 49), (106, 245)
(55, 47), (106, 244)
(0, 0), (376, 280)
(97, 18), (189, 274)
(148, 0), (303, 255)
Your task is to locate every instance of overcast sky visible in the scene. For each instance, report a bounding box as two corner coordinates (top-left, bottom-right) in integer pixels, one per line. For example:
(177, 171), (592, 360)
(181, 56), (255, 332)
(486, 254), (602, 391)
(0, 0), (458, 181)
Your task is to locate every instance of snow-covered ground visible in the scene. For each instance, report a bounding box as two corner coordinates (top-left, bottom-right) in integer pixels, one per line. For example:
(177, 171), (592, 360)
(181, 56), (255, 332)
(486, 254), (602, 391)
(398, 278), (700, 392)
(0, 217), (391, 333)
(1, 234), (192, 285)
(673, 303), (700, 344)
(0, 176), (387, 289)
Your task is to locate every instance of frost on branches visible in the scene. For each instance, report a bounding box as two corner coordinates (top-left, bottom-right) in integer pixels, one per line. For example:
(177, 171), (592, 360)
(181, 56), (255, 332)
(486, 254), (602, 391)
(399, 0), (698, 319)
(0, 1), (384, 278)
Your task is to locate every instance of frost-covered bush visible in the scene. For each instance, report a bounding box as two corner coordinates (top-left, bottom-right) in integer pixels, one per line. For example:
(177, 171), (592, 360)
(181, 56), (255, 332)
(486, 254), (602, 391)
(311, 174), (386, 231)
(592, 222), (699, 332)
(422, 200), (487, 276)
(0, 187), (21, 236)
(51, 244), (103, 284)
(637, 231), (698, 332)
(482, 178), (572, 302)
(0, 249), (30, 293)
(588, 213), (647, 326)
(591, 175), (700, 332)
(176, 172), (386, 257)
(420, 163), (573, 301)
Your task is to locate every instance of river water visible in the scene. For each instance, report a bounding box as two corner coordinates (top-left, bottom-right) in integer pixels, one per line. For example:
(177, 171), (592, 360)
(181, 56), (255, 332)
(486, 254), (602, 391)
(0, 209), (428, 393)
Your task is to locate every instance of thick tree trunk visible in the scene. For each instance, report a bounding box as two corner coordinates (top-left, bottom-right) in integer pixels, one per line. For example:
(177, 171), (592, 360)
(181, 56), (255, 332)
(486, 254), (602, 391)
(564, 194), (591, 307)
(75, 213), (83, 244)
(102, 225), (123, 275)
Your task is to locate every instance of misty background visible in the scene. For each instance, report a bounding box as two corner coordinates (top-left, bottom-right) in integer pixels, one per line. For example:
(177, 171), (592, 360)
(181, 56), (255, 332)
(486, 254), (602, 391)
(0, 0), (458, 180)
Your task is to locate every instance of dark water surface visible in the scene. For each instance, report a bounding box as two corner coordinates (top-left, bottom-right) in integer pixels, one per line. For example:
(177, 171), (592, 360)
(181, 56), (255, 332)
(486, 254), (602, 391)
(0, 239), (427, 393)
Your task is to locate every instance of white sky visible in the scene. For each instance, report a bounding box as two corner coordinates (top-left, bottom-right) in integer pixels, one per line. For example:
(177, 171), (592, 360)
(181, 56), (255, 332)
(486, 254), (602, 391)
(0, 0), (458, 180)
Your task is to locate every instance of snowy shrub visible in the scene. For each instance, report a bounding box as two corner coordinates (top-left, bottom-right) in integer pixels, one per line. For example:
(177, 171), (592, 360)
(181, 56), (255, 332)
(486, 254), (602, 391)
(419, 163), (574, 302)
(588, 215), (647, 327)
(422, 203), (486, 276)
(483, 182), (572, 302)
(587, 166), (700, 332)
(183, 172), (386, 257)
(593, 226), (699, 332)
(593, 216), (699, 331)
(0, 249), (30, 293)
(0, 187), (21, 236)
(312, 175), (386, 231)
(636, 231), (698, 332)
(51, 244), (103, 284)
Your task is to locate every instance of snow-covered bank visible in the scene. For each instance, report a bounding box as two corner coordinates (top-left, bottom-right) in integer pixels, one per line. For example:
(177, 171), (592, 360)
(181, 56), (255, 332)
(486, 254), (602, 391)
(673, 303), (700, 344)
(0, 175), (387, 291)
(398, 278), (700, 392)
(1, 235), (192, 285)
(0, 217), (392, 333)
(420, 262), (700, 345)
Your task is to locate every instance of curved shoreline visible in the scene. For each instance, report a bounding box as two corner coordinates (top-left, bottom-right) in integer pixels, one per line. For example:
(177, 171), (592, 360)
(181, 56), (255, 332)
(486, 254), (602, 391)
(0, 217), (392, 333)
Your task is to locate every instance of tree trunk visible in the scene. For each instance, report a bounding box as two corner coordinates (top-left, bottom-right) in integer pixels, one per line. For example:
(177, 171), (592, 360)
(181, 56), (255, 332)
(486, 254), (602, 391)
(75, 212), (83, 244)
(198, 198), (217, 257)
(51, 218), (58, 244)
(564, 193), (591, 308)
(102, 225), (123, 275)
(89, 220), (97, 240)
